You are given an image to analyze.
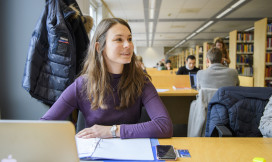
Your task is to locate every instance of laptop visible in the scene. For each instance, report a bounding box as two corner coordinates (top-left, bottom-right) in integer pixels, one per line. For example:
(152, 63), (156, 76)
(0, 120), (79, 162)
(189, 72), (197, 89)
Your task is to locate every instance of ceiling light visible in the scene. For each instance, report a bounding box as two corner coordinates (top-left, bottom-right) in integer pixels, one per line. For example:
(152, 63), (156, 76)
(149, 22), (153, 33)
(196, 21), (214, 33)
(174, 40), (186, 48)
(216, 0), (246, 19)
(244, 26), (254, 31)
(186, 33), (196, 40)
(231, 0), (246, 9)
(216, 8), (232, 19)
(149, 0), (155, 19)
(149, 9), (154, 19)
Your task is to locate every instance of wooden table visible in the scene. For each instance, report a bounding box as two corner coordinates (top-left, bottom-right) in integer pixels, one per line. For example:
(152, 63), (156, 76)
(159, 137), (272, 162)
(157, 87), (198, 96)
(150, 75), (198, 125)
(156, 87), (198, 126)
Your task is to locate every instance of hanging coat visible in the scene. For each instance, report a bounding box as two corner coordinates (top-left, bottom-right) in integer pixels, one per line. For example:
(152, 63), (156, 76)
(22, 0), (89, 105)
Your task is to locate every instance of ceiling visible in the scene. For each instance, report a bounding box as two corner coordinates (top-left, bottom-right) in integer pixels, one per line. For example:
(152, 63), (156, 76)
(103, 0), (272, 54)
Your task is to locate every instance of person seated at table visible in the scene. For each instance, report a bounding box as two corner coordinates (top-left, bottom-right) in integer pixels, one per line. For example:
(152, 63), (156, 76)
(176, 55), (199, 75)
(196, 48), (239, 90)
(158, 62), (166, 70)
(259, 95), (272, 137)
(165, 60), (173, 70)
(135, 55), (147, 73)
(41, 18), (173, 139)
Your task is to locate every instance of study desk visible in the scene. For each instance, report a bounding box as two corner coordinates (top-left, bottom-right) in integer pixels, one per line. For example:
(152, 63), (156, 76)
(158, 137), (272, 162)
(157, 87), (198, 96)
(157, 87), (198, 125)
(150, 75), (198, 125)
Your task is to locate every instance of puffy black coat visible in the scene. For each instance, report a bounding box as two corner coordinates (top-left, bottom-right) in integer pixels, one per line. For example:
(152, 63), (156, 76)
(22, 0), (89, 105)
(205, 86), (272, 137)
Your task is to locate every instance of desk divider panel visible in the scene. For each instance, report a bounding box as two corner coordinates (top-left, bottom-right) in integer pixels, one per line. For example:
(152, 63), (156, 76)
(238, 76), (254, 87)
(150, 75), (191, 89)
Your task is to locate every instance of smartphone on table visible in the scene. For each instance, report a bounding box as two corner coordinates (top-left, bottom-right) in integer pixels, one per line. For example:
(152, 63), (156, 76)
(156, 145), (177, 160)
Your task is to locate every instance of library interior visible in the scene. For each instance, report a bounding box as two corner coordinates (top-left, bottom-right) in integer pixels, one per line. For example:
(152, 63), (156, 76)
(0, 0), (272, 161)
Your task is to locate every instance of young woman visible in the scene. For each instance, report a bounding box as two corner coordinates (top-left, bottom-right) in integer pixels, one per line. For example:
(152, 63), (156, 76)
(41, 18), (173, 139)
(214, 38), (230, 66)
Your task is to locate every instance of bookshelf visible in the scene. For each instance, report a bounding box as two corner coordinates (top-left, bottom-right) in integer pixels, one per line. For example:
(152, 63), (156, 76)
(254, 17), (272, 87)
(229, 30), (254, 77)
(180, 51), (185, 67)
(203, 42), (213, 69)
(168, 55), (178, 69)
(195, 45), (203, 69)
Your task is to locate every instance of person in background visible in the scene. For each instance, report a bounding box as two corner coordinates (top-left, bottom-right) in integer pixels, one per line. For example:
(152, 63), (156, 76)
(259, 95), (272, 137)
(41, 18), (173, 139)
(214, 38), (230, 66)
(165, 60), (173, 70)
(176, 55), (199, 75)
(158, 62), (166, 70)
(196, 48), (239, 90)
(135, 55), (147, 73)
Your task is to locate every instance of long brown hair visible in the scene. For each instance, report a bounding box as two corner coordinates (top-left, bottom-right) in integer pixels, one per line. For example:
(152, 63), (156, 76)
(80, 18), (150, 110)
(214, 38), (227, 56)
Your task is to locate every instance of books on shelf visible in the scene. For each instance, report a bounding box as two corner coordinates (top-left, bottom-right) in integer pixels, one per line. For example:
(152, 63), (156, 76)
(236, 44), (254, 53)
(266, 53), (272, 62)
(236, 66), (253, 77)
(75, 138), (154, 160)
(237, 32), (254, 42)
(268, 23), (272, 33)
(267, 38), (272, 48)
(265, 66), (272, 78)
(265, 80), (272, 87)
(236, 55), (253, 64)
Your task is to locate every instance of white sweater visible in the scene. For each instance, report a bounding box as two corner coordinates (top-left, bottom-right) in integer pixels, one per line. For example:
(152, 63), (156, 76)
(259, 96), (272, 137)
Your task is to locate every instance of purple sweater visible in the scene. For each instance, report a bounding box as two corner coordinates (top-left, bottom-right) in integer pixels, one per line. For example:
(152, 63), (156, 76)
(41, 74), (173, 139)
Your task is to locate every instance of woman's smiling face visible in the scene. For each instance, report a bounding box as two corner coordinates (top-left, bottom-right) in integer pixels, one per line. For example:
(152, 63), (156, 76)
(102, 23), (134, 72)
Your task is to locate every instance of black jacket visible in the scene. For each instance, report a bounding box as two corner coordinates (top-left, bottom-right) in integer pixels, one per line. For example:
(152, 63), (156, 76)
(205, 86), (272, 137)
(176, 66), (199, 75)
(22, 0), (89, 105)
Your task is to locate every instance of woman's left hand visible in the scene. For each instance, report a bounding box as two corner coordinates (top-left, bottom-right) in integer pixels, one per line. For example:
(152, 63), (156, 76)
(76, 124), (112, 139)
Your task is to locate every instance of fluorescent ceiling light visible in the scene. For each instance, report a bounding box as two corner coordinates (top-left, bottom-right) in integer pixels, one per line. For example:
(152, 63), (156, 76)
(149, 0), (155, 19)
(216, 0), (246, 19)
(149, 22), (153, 33)
(216, 8), (232, 19)
(149, 9), (154, 19)
(196, 21), (214, 33)
(186, 33), (196, 40)
(231, 0), (246, 9)
(244, 26), (254, 31)
(179, 40), (186, 45)
(174, 40), (186, 48)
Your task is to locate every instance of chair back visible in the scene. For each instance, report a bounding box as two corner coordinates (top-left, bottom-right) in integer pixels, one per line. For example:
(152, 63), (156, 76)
(187, 88), (218, 137)
(205, 86), (272, 137)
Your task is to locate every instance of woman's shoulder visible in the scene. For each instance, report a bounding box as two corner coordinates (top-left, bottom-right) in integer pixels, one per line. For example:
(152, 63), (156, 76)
(74, 75), (88, 87)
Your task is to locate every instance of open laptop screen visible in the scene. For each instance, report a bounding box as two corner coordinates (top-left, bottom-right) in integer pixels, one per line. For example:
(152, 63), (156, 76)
(189, 72), (197, 89)
(0, 120), (79, 162)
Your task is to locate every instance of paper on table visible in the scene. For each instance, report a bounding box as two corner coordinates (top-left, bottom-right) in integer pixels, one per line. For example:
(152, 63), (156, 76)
(75, 137), (154, 160)
(75, 138), (99, 158)
(156, 89), (169, 92)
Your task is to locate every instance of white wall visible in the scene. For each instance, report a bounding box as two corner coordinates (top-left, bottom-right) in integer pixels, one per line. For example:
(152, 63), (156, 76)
(76, 0), (90, 15)
(0, 0), (49, 119)
(136, 47), (165, 68)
